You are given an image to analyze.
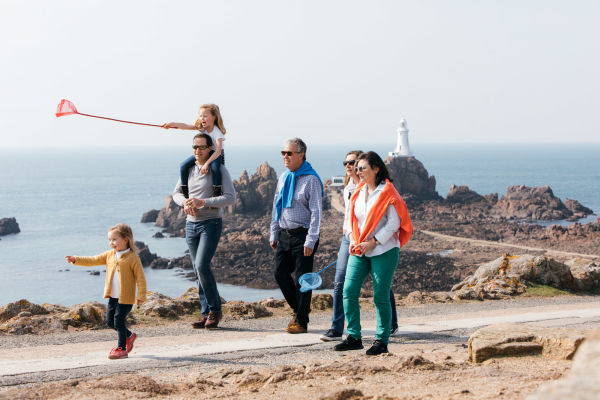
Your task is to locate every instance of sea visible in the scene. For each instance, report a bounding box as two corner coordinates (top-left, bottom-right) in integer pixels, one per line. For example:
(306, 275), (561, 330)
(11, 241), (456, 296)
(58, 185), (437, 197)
(1, 143), (598, 306)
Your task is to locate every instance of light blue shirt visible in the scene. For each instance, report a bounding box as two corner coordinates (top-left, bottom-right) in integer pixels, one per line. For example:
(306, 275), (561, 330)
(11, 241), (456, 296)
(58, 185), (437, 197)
(270, 174), (322, 249)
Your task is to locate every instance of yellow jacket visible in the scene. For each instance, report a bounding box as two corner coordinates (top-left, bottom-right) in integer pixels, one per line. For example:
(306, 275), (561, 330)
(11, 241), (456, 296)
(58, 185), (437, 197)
(74, 250), (147, 304)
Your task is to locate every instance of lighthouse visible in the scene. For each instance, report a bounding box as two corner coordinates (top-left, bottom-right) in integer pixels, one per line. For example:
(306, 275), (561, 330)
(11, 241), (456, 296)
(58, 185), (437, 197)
(389, 118), (414, 158)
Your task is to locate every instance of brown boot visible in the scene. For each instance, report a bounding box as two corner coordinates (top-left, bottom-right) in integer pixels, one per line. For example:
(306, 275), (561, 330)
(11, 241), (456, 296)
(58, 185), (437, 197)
(204, 311), (222, 329)
(191, 316), (207, 329)
(286, 322), (307, 334)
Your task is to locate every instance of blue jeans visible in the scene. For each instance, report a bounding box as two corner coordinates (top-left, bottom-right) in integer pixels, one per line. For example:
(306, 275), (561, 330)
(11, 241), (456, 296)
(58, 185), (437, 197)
(186, 218), (223, 316)
(330, 233), (398, 333)
(180, 152), (224, 187)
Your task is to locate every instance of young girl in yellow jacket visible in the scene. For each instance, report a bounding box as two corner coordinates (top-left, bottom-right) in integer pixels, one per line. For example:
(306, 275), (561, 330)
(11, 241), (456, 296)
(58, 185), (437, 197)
(65, 223), (147, 360)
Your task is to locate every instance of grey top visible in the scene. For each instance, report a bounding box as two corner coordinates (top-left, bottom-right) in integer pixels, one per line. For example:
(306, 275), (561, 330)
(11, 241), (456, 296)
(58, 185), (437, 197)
(172, 163), (236, 222)
(269, 174), (323, 249)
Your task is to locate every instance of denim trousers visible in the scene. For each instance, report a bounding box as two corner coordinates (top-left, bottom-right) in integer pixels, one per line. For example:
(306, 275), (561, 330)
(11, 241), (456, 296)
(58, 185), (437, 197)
(106, 298), (132, 349)
(274, 229), (319, 328)
(180, 152), (224, 187)
(330, 234), (398, 333)
(186, 218), (223, 316)
(343, 247), (400, 344)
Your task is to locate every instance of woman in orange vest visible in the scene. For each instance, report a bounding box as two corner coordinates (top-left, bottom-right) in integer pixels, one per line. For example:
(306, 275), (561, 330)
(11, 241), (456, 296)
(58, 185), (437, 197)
(333, 151), (412, 355)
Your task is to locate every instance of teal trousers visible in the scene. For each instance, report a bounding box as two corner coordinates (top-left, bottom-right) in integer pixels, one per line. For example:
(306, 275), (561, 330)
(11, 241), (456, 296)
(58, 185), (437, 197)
(342, 247), (399, 344)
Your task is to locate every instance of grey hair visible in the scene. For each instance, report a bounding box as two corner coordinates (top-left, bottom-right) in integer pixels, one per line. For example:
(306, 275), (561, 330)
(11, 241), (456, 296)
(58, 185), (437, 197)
(284, 138), (307, 160)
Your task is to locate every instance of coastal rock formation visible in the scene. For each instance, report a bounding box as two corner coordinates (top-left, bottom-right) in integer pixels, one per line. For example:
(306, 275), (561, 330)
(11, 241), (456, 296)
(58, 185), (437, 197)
(0, 300), (108, 334)
(0, 217), (20, 236)
(385, 156), (440, 202)
(154, 196), (186, 237)
(140, 209), (160, 223)
(494, 185), (592, 220)
(232, 162), (278, 215)
(451, 254), (600, 300)
(445, 184), (488, 204)
(468, 323), (585, 363)
(527, 326), (600, 399)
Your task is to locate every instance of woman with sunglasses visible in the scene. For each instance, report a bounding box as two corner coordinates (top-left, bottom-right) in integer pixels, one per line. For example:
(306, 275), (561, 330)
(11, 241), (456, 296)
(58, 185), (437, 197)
(172, 133), (236, 330)
(334, 151), (412, 355)
(321, 151), (400, 342)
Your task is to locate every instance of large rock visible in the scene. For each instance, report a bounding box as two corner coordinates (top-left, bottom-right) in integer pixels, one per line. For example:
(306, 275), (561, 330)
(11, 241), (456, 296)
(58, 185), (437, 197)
(468, 323), (585, 363)
(0, 217), (20, 236)
(140, 209), (160, 223)
(494, 185), (592, 220)
(0, 299), (49, 322)
(527, 327), (600, 399)
(233, 162), (278, 215)
(385, 156), (440, 202)
(155, 196), (186, 237)
(59, 301), (107, 328)
(565, 259), (600, 292)
(451, 254), (577, 300)
(223, 300), (272, 319)
(135, 241), (158, 266)
(445, 184), (487, 204)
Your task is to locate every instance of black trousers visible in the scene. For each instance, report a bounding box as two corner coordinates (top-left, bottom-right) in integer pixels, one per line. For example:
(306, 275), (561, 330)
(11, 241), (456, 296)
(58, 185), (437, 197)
(274, 229), (319, 328)
(106, 298), (132, 349)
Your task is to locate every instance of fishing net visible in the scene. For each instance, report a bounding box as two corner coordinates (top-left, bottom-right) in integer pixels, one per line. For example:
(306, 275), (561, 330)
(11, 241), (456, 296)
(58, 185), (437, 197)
(298, 273), (322, 293)
(55, 99), (78, 117)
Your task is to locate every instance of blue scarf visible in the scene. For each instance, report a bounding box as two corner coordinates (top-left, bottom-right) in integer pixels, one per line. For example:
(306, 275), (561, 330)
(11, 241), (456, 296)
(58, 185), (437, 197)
(275, 161), (323, 221)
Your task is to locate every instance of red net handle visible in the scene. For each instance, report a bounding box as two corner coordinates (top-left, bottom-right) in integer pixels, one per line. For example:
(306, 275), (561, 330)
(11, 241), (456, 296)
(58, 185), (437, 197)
(55, 99), (163, 127)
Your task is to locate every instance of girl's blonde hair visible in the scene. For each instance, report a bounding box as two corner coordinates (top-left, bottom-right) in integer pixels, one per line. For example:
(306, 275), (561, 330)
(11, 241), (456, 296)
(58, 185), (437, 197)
(194, 104), (226, 134)
(108, 223), (138, 253)
(344, 150), (363, 186)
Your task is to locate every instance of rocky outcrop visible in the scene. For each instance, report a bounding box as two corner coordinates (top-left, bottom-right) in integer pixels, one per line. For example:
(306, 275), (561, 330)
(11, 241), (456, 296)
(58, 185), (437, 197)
(445, 184), (488, 204)
(233, 162), (278, 215)
(140, 209), (160, 223)
(135, 241), (158, 266)
(527, 326), (600, 399)
(0, 300), (108, 334)
(385, 156), (440, 202)
(494, 185), (592, 220)
(154, 196), (186, 237)
(451, 254), (600, 300)
(468, 323), (585, 363)
(0, 217), (20, 236)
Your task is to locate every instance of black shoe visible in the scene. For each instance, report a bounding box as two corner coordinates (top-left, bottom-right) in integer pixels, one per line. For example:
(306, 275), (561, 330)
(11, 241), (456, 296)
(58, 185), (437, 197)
(366, 340), (388, 355)
(212, 185), (222, 197)
(334, 335), (363, 351)
(181, 185), (189, 199)
(320, 329), (343, 342)
(390, 326), (398, 336)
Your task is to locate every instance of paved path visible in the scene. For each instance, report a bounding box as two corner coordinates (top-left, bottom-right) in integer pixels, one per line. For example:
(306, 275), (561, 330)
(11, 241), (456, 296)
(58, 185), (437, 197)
(419, 229), (600, 259)
(2, 301), (600, 380)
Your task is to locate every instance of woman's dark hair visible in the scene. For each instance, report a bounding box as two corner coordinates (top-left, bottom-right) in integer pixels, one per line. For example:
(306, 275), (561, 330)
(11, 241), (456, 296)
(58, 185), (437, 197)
(193, 132), (213, 148)
(358, 151), (393, 186)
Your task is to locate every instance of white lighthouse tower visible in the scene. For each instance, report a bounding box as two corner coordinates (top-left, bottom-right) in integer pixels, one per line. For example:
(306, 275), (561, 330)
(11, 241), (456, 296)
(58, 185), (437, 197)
(389, 118), (413, 157)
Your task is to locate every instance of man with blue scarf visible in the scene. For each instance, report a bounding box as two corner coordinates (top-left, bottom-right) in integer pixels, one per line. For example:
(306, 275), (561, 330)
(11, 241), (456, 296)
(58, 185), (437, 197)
(270, 138), (323, 334)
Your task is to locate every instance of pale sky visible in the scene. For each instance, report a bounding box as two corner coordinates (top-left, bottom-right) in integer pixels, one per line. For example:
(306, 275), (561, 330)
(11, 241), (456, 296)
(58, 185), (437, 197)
(1, 0), (599, 148)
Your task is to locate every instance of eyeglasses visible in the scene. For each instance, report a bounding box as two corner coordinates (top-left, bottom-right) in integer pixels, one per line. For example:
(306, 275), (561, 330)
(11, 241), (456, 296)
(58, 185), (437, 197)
(342, 160), (356, 167)
(354, 166), (368, 173)
(281, 151), (297, 157)
(193, 145), (209, 150)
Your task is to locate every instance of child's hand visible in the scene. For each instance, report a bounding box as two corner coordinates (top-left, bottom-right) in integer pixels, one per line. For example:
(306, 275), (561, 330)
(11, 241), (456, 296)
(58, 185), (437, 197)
(65, 256), (76, 264)
(200, 165), (208, 175)
(161, 122), (176, 129)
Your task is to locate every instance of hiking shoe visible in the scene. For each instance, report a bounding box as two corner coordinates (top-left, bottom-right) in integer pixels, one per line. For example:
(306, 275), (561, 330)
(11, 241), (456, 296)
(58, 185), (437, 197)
(320, 329), (343, 342)
(334, 335), (363, 351)
(366, 340), (388, 356)
(212, 185), (223, 197)
(204, 311), (222, 329)
(108, 347), (128, 359)
(286, 314), (297, 329)
(286, 322), (307, 334)
(191, 316), (207, 329)
(126, 332), (137, 353)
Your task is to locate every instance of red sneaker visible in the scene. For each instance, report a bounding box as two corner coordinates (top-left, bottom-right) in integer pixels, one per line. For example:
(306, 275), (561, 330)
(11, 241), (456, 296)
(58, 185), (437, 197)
(108, 347), (128, 359)
(126, 332), (137, 353)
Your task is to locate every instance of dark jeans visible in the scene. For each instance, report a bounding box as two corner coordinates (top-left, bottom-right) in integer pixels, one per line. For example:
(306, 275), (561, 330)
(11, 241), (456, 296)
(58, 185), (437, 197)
(186, 218), (223, 316)
(274, 229), (319, 328)
(331, 233), (398, 333)
(106, 298), (132, 349)
(180, 152), (224, 187)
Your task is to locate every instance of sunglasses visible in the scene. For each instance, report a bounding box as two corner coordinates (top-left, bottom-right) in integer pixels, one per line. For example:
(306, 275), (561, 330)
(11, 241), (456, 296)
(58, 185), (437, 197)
(354, 166), (368, 173)
(342, 160), (356, 167)
(193, 145), (209, 150)
(281, 151), (297, 157)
